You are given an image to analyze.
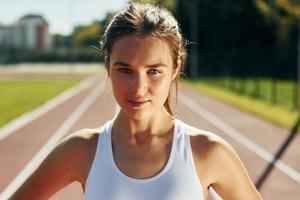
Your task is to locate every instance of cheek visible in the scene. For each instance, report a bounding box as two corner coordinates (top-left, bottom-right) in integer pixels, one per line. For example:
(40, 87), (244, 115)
(109, 74), (125, 99)
(110, 71), (172, 98)
(110, 69), (131, 85)
(152, 75), (172, 98)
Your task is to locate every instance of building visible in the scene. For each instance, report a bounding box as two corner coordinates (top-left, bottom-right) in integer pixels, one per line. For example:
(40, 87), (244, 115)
(18, 15), (52, 51)
(0, 23), (24, 49)
(0, 14), (52, 51)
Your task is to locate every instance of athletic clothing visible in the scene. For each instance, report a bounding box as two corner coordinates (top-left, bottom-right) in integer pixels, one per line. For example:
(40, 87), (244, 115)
(85, 118), (204, 200)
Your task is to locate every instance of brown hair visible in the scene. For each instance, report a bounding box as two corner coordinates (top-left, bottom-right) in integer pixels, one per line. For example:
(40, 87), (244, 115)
(101, 2), (187, 116)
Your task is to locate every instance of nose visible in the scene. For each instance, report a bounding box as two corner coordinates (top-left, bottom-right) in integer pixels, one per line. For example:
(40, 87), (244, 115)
(130, 73), (148, 97)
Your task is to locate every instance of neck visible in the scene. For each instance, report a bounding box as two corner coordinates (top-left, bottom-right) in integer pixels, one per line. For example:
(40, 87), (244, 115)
(112, 109), (174, 145)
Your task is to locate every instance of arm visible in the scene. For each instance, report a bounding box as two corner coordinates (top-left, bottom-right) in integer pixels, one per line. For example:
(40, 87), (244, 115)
(9, 131), (89, 200)
(209, 138), (263, 200)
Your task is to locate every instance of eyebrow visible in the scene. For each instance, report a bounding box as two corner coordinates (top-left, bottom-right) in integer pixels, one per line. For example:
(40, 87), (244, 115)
(112, 61), (167, 68)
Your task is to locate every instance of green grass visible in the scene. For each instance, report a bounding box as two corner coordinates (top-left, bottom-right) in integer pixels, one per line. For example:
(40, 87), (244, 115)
(183, 79), (299, 130)
(0, 80), (80, 127)
(199, 77), (298, 110)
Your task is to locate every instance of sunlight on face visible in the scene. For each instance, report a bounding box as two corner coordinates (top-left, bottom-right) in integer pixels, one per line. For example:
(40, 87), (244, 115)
(109, 35), (178, 120)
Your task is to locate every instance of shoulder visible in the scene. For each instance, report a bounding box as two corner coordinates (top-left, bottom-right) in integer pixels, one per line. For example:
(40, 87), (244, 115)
(50, 126), (106, 182)
(60, 121), (110, 150)
(185, 124), (262, 199)
(9, 126), (108, 199)
(62, 127), (105, 161)
(186, 124), (228, 156)
(186, 124), (240, 178)
(60, 128), (101, 149)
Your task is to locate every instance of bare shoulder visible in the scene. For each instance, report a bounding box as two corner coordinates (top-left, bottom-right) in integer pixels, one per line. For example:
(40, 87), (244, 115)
(187, 125), (263, 199)
(61, 128), (100, 149)
(187, 125), (229, 158)
(57, 128), (101, 163)
(9, 127), (104, 200)
(187, 124), (241, 175)
(58, 128), (102, 182)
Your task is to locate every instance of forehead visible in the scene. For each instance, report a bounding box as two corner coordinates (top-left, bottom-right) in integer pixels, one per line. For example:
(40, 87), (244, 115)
(110, 35), (173, 67)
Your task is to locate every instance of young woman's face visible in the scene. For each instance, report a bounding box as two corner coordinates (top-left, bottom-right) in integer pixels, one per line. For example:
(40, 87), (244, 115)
(109, 35), (178, 120)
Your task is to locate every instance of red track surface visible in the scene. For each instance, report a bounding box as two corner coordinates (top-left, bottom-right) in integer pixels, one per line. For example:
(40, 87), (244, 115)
(0, 75), (299, 199)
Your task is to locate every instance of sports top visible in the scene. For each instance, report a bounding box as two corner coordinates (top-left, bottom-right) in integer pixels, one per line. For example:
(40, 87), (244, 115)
(85, 118), (204, 200)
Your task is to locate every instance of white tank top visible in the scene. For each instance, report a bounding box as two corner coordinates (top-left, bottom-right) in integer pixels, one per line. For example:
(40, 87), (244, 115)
(85, 118), (205, 200)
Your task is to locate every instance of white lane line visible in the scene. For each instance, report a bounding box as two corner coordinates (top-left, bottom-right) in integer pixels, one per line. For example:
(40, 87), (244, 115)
(179, 92), (300, 184)
(0, 80), (106, 200)
(0, 76), (99, 141)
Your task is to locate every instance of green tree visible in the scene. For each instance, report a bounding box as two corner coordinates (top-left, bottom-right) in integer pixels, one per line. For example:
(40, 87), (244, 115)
(255, 0), (300, 43)
(175, 0), (276, 78)
(255, 0), (300, 79)
(72, 23), (101, 48)
(53, 34), (71, 49)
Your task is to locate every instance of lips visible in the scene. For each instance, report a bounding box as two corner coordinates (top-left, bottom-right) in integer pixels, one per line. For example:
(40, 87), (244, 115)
(127, 100), (150, 108)
(128, 99), (149, 103)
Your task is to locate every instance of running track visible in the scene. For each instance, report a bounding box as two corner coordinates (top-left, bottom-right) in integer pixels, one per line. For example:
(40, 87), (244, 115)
(0, 74), (299, 200)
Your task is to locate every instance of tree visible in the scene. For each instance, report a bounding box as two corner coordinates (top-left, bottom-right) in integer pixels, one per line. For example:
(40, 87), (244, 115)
(175, 0), (276, 78)
(72, 23), (101, 48)
(53, 34), (71, 49)
(254, 0), (300, 43)
(255, 0), (300, 79)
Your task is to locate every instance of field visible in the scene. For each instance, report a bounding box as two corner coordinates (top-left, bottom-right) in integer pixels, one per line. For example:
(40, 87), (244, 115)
(196, 77), (298, 110)
(0, 80), (80, 127)
(0, 63), (103, 127)
(183, 78), (299, 129)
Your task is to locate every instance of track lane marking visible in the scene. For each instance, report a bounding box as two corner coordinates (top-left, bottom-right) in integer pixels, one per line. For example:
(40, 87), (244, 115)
(0, 76), (99, 141)
(0, 79), (106, 199)
(179, 92), (300, 184)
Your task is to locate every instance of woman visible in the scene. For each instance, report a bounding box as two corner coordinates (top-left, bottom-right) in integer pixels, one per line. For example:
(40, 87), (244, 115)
(11, 3), (263, 200)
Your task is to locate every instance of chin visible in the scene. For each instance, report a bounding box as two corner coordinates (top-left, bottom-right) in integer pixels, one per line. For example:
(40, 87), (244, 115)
(122, 108), (151, 120)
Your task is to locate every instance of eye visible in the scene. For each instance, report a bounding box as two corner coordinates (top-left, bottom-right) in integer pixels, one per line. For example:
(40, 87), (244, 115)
(148, 68), (161, 75)
(118, 68), (131, 74)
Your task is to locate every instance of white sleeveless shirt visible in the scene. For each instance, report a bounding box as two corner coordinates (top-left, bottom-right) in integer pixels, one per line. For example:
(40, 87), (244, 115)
(85, 118), (204, 200)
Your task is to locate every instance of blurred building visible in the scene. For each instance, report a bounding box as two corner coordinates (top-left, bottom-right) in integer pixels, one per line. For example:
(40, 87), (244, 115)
(0, 14), (52, 51)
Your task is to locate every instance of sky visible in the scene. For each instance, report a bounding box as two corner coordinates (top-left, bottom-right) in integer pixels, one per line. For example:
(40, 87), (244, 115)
(0, 0), (128, 35)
